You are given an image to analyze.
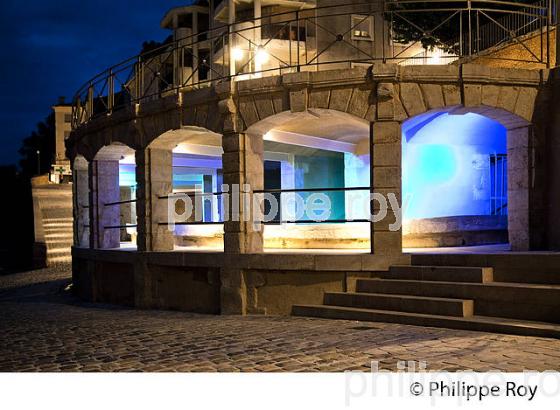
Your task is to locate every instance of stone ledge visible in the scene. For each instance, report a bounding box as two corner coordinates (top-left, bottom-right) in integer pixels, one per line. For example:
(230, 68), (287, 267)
(236, 76), (283, 94)
(138, 94), (181, 117)
(180, 86), (218, 106)
(400, 65), (460, 83)
(310, 67), (370, 87)
(368, 63), (399, 81)
(72, 247), (411, 272)
(461, 64), (542, 86)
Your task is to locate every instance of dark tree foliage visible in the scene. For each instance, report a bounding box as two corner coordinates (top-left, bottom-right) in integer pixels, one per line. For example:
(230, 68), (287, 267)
(387, 0), (540, 52)
(18, 113), (56, 179)
(140, 35), (173, 57)
(0, 166), (34, 273)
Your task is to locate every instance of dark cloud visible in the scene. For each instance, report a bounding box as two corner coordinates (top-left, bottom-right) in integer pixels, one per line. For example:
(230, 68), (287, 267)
(0, 0), (189, 165)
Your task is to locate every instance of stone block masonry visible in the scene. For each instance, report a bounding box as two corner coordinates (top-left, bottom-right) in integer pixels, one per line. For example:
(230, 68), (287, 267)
(66, 63), (558, 314)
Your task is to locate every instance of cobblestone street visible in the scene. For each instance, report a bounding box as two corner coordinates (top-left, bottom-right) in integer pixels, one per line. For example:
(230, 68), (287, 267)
(1, 266), (559, 372)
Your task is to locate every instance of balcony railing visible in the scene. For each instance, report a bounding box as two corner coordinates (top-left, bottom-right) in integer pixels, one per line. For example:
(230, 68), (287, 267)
(71, 0), (552, 129)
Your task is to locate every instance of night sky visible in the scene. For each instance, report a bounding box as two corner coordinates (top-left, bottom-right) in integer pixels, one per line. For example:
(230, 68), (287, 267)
(0, 0), (190, 166)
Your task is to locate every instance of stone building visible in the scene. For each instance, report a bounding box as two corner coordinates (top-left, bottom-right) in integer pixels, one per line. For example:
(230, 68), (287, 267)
(66, 1), (560, 337)
(31, 98), (74, 267)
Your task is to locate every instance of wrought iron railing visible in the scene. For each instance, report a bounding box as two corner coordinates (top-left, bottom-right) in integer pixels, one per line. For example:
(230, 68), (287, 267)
(71, 0), (553, 129)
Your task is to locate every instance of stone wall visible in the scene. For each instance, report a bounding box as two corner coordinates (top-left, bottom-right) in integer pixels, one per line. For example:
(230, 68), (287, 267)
(72, 247), (410, 315)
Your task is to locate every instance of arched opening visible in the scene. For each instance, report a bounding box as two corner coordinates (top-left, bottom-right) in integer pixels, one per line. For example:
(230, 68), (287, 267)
(92, 143), (137, 250)
(148, 127), (224, 251)
(247, 109), (371, 252)
(402, 107), (528, 250)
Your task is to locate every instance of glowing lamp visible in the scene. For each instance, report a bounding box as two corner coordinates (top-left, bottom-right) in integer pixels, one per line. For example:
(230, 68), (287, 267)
(231, 47), (244, 61)
(255, 47), (269, 65)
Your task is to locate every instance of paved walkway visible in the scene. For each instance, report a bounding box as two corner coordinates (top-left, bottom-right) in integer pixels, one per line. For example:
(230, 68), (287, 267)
(1, 266), (559, 372)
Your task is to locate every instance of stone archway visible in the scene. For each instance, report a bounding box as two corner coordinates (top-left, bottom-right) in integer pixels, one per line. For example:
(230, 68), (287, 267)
(139, 126), (225, 252)
(403, 107), (532, 251)
(90, 143), (137, 250)
(400, 106), (531, 251)
(246, 109), (372, 251)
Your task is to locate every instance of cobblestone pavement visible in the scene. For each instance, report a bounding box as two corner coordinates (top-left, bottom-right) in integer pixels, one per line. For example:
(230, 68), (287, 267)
(1, 266), (559, 372)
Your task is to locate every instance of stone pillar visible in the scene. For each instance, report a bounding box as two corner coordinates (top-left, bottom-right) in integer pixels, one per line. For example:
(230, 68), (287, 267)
(89, 160), (120, 249)
(372, 121), (403, 255)
(220, 132), (263, 315)
(220, 268), (247, 315)
(507, 126), (531, 251)
(72, 159), (89, 248)
(222, 132), (264, 254)
(135, 147), (174, 252)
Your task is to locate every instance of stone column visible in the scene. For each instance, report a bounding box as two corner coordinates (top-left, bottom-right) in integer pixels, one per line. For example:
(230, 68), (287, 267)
(372, 121), (403, 255)
(89, 160), (120, 249)
(507, 126), (531, 251)
(135, 147), (174, 252)
(222, 132), (264, 254)
(220, 132), (263, 315)
(72, 159), (89, 248)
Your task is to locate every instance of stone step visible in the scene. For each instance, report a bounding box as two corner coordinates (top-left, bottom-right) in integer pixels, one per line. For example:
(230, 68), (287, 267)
(48, 257), (72, 264)
(44, 228), (74, 233)
(46, 248), (72, 255)
(411, 253), (560, 285)
(44, 224), (73, 229)
(324, 292), (473, 317)
(44, 233), (74, 239)
(46, 240), (74, 245)
(292, 305), (560, 339)
(356, 278), (560, 323)
(385, 265), (493, 283)
(43, 218), (73, 223)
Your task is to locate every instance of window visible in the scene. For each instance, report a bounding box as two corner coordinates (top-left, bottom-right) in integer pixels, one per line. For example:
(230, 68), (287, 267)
(64, 113), (72, 123)
(351, 15), (374, 41)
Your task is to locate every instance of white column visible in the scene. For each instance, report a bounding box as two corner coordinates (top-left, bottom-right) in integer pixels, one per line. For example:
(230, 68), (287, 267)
(193, 11), (199, 84)
(229, 0), (236, 77)
(254, 0), (262, 73)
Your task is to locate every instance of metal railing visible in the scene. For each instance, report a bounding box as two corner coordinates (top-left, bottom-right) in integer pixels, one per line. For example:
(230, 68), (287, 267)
(159, 186), (373, 226)
(71, 1), (552, 129)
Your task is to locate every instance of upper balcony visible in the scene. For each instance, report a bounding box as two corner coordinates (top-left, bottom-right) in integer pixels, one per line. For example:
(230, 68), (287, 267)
(71, 0), (554, 129)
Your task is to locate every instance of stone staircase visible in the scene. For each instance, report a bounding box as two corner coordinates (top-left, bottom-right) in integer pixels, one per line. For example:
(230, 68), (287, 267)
(293, 265), (560, 339)
(42, 216), (74, 264)
(32, 184), (73, 266)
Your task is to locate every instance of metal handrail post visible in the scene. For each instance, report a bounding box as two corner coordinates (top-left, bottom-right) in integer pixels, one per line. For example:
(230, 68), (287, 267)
(468, 0), (472, 56)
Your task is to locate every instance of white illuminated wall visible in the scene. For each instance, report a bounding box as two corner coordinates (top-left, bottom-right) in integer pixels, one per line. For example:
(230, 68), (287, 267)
(402, 111), (507, 221)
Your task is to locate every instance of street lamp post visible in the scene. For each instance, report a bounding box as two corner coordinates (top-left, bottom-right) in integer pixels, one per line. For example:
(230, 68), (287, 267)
(36, 150), (40, 176)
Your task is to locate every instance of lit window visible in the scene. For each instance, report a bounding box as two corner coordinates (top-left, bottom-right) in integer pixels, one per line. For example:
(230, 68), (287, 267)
(351, 15), (374, 41)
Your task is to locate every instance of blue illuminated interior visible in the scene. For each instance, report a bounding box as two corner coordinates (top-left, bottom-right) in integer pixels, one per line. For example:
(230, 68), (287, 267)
(172, 153), (223, 226)
(119, 163), (137, 187)
(402, 111), (507, 220)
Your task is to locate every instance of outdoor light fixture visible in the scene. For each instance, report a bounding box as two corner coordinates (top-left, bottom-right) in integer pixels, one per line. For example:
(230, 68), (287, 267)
(429, 50), (442, 65)
(255, 47), (269, 66)
(231, 47), (244, 61)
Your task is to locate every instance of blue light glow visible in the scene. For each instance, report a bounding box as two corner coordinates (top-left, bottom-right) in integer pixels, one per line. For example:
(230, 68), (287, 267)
(402, 112), (507, 220)
(119, 164), (136, 187)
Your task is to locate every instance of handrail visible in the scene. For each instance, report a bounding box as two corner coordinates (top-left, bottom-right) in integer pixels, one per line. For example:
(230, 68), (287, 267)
(103, 224), (138, 230)
(253, 186), (370, 194)
(162, 185), (374, 226)
(71, 0), (551, 129)
(103, 198), (139, 207)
